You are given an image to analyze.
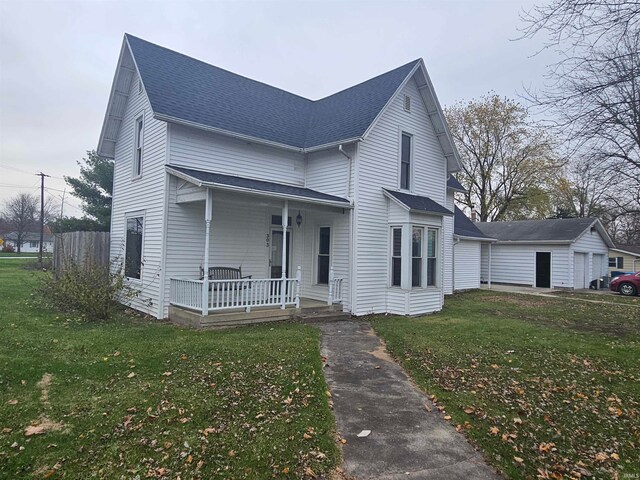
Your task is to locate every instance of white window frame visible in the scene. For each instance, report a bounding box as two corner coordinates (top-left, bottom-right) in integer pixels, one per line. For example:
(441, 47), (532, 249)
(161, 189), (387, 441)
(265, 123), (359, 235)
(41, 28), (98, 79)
(411, 226), (423, 288)
(609, 257), (624, 268)
(315, 225), (332, 285)
(399, 130), (413, 191)
(426, 227), (438, 287)
(133, 114), (144, 179)
(124, 212), (145, 282)
(390, 226), (403, 287)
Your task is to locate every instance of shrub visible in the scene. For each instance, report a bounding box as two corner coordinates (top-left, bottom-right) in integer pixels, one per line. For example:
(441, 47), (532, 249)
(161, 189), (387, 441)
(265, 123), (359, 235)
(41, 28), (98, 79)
(2, 243), (15, 253)
(39, 260), (138, 320)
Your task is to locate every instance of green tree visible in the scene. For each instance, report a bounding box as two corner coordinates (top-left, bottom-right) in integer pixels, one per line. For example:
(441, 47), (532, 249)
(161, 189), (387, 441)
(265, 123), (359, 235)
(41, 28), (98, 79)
(445, 94), (560, 222)
(65, 150), (114, 230)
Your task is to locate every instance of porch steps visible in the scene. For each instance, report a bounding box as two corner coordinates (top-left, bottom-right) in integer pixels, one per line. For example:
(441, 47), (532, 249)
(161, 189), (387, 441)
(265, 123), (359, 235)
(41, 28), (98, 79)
(297, 310), (351, 324)
(168, 304), (348, 329)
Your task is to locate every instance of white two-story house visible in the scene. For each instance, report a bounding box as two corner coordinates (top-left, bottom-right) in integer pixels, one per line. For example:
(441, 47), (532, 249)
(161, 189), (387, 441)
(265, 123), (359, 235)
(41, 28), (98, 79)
(97, 34), (465, 323)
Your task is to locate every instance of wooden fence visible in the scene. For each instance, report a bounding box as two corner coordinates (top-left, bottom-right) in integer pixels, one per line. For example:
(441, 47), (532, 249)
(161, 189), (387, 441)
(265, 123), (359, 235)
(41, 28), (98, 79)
(53, 231), (110, 277)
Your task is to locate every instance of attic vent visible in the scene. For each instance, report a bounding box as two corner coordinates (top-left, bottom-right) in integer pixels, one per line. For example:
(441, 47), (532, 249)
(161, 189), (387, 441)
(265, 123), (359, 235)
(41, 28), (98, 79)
(404, 94), (411, 112)
(138, 79), (143, 94)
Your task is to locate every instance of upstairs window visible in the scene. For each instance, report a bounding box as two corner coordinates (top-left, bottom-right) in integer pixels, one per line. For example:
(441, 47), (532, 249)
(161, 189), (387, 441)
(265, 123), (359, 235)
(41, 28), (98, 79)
(317, 227), (331, 284)
(400, 133), (411, 190)
(134, 116), (143, 178)
(427, 228), (438, 286)
(125, 217), (144, 279)
(391, 227), (402, 287)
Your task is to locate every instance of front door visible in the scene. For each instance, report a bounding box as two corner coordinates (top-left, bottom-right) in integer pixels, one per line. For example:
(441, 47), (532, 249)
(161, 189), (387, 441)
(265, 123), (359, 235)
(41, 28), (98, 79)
(535, 252), (551, 288)
(270, 230), (291, 278)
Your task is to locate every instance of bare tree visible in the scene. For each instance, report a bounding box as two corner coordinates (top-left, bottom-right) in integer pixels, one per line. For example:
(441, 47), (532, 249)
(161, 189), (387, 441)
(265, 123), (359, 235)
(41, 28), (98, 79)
(1, 193), (59, 253)
(520, 1), (640, 219)
(445, 94), (561, 221)
(553, 158), (610, 218)
(2, 193), (38, 253)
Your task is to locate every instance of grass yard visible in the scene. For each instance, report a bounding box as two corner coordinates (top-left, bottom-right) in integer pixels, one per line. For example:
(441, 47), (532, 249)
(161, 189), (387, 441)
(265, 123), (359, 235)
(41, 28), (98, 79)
(373, 290), (640, 479)
(548, 289), (640, 306)
(0, 260), (338, 479)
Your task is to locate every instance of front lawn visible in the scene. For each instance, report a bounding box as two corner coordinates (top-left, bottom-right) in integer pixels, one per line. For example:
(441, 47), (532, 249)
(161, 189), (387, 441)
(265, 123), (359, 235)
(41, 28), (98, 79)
(373, 290), (640, 479)
(0, 261), (338, 478)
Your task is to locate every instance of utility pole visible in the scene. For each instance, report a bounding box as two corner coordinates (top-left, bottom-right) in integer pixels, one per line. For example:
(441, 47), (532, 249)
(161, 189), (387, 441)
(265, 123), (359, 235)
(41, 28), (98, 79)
(36, 172), (50, 267)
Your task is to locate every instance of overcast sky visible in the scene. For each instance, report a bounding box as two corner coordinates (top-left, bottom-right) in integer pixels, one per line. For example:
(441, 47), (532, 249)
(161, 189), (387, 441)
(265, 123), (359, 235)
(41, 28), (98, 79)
(0, 0), (555, 215)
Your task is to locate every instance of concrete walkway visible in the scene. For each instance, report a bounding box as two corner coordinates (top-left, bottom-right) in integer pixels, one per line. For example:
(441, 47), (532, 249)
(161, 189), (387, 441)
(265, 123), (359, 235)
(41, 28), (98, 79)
(481, 284), (638, 308)
(318, 321), (499, 480)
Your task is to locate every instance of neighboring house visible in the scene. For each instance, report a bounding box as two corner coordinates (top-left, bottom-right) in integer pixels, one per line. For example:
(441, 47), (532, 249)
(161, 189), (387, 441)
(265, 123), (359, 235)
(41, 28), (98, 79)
(2, 232), (54, 253)
(608, 245), (640, 274)
(97, 34), (463, 320)
(476, 218), (614, 289)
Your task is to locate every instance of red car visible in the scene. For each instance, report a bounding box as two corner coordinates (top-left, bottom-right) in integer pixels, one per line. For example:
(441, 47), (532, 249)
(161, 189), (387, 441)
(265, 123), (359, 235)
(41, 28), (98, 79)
(609, 272), (640, 296)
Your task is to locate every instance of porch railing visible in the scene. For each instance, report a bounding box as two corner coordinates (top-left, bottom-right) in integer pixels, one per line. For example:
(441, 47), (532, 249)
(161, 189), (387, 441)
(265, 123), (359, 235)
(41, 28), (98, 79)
(328, 269), (344, 304)
(170, 267), (302, 314)
(170, 278), (204, 310)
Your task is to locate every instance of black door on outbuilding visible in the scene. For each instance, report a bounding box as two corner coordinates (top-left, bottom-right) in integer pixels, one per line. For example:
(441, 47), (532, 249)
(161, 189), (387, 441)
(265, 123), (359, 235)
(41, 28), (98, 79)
(535, 252), (551, 288)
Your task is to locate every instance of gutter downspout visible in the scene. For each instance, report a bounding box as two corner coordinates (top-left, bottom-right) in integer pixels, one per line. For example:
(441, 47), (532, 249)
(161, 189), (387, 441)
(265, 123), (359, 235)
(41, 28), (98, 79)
(452, 237), (460, 292)
(338, 144), (352, 200)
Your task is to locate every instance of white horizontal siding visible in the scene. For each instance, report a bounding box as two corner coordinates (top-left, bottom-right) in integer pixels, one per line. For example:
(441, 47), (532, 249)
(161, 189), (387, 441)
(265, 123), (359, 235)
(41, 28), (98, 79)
(305, 145), (353, 198)
(169, 124), (305, 185)
(354, 76), (448, 316)
(480, 243), (571, 288)
(454, 240), (481, 290)
(110, 62), (167, 318)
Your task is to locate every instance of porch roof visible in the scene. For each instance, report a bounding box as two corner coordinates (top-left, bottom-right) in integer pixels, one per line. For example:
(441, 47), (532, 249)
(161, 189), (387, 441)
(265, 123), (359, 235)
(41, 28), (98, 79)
(383, 189), (453, 216)
(167, 166), (352, 207)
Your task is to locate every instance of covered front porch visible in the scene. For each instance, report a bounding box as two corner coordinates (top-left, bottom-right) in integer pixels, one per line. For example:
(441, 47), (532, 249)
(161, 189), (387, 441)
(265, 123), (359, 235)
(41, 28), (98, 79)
(164, 166), (351, 323)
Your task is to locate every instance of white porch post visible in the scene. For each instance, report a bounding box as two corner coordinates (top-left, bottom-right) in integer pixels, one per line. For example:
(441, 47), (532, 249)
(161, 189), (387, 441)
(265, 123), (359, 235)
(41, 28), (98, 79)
(488, 243), (492, 288)
(280, 200), (289, 309)
(295, 266), (302, 308)
(328, 267), (334, 305)
(202, 189), (213, 316)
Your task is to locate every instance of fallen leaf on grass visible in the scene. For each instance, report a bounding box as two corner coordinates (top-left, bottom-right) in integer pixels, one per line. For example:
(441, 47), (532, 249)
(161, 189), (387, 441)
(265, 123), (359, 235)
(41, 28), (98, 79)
(228, 450), (236, 457)
(443, 415), (452, 420)
(2, 427), (12, 433)
(127, 372), (136, 378)
(25, 425), (47, 436)
(489, 426), (499, 435)
(514, 456), (524, 465)
(162, 371), (172, 376)
(6, 399), (18, 405)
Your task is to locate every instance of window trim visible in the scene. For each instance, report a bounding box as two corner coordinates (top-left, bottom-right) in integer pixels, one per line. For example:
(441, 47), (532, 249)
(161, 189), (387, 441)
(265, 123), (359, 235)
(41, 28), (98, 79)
(609, 256), (624, 269)
(133, 113), (144, 179)
(426, 227), (438, 287)
(399, 131), (413, 191)
(412, 226), (423, 288)
(124, 212), (145, 282)
(315, 225), (332, 285)
(390, 226), (403, 288)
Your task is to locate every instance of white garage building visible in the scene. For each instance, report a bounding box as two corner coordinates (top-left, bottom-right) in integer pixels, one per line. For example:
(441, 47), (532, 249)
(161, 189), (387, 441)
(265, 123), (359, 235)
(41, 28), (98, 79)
(476, 217), (614, 289)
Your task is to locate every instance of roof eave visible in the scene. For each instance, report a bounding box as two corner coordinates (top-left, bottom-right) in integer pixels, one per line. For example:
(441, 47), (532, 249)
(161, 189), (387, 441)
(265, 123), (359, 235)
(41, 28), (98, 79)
(409, 208), (453, 217)
(454, 234), (497, 242)
(166, 166), (352, 209)
(610, 247), (640, 257)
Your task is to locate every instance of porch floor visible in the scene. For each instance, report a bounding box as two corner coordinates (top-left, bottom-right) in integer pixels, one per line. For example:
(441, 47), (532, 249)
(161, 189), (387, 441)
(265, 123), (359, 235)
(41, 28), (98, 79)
(169, 297), (346, 329)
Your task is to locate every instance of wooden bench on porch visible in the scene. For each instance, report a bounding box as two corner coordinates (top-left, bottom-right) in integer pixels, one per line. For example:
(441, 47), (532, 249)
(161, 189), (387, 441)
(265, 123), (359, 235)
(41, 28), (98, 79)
(200, 266), (252, 288)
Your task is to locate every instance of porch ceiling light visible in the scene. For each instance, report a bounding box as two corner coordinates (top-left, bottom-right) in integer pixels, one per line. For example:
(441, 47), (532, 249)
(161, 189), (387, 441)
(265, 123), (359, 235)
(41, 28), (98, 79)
(296, 210), (302, 227)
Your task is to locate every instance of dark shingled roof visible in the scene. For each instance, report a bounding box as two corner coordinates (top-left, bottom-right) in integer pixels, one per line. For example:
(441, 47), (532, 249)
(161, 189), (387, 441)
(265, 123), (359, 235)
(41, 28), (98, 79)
(168, 166), (350, 205)
(127, 34), (420, 149)
(613, 244), (640, 255)
(447, 176), (466, 192)
(454, 207), (490, 239)
(384, 189), (452, 216)
(476, 217), (600, 242)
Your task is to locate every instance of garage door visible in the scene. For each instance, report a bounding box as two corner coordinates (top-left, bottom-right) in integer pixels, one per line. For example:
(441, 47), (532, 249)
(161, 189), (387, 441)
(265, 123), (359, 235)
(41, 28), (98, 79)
(574, 252), (586, 289)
